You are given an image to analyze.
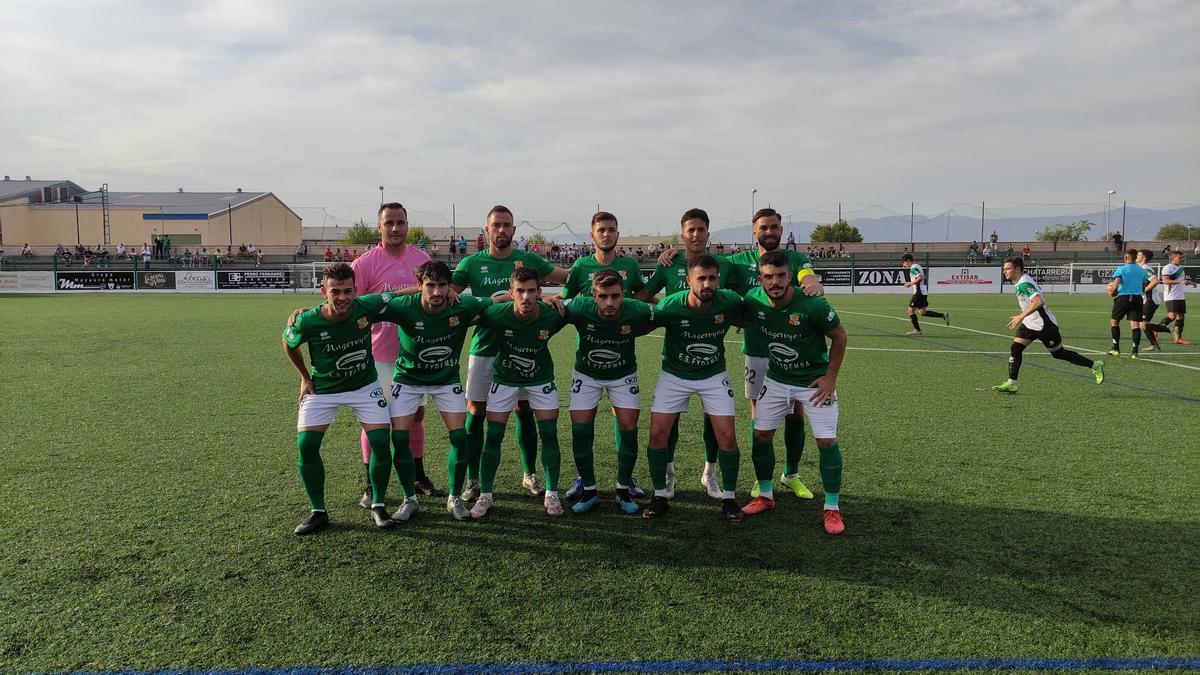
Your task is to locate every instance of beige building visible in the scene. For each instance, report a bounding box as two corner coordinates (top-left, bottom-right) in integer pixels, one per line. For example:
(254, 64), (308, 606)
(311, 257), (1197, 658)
(0, 176), (302, 249)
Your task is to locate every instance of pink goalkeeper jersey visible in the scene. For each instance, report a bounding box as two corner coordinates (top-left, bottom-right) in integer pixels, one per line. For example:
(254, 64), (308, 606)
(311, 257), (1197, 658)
(352, 244), (431, 362)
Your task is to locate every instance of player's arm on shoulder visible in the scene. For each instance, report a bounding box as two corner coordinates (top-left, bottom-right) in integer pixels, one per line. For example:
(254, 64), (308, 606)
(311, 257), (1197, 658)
(657, 246), (680, 267)
(544, 265), (570, 285)
(796, 263), (824, 296)
(543, 293), (567, 316)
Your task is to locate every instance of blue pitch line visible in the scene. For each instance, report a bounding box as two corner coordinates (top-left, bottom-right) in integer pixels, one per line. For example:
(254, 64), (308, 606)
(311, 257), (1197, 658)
(842, 320), (1200, 404)
(91, 655), (1200, 674)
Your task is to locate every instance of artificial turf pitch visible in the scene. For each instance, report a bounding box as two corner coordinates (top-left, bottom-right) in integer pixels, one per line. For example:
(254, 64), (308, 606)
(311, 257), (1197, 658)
(0, 292), (1197, 673)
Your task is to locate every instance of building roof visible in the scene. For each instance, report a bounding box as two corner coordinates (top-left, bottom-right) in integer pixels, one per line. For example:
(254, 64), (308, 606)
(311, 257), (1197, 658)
(28, 189), (302, 221)
(0, 178), (87, 201)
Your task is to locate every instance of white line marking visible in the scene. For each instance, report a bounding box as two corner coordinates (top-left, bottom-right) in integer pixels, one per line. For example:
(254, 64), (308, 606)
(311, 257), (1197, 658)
(839, 310), (1200, 372)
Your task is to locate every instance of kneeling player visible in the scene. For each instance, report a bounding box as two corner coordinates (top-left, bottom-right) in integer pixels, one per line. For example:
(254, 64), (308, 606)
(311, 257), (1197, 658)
(472, 268), (569, 518)
(564, 269), (656, 514)
(284, 263), (396, 534)
(993, 257), (1104, 393)
(739, 251), (849, 535)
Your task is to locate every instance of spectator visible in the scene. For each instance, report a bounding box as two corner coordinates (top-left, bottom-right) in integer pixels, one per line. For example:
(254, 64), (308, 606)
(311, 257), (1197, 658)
(239, 243), (248, 257)
(184, 249), (193, 266)
(323, 247), (333, 262)
(247, 243), (257, 258)
(968, 241), (979, 262)
(1021, 244), (1032, 260)
(476, 232), (485, 252)
(141, 243), (152, 267)
(838, 244), (846, 258)
(0, 249), (7, 267)
(787, 232), (797, 251)
(806, 246), (813, 257)
(199, 247), (209, 265)
(224, 247), (235, 264)
(21, 243), (33, 257)
(152, 234), (161, 260)
(983, 242), (995, 264)
(990, 230), (998, 245)
(458, 236), (468, 258)
(1194, 241), (1200, 256)
(115, 243), (127, 259)
(1005, 244), (1015, 258)
(1162, 244), (1171, 255)
(1112, 232), (1124, 251)
(349, 249), (359, 261)
(518, 235), (527, 251)
(162, 235), (171, 259)
(333, 248), (342, 262)
(255, 248), (265, 267)
(430, 241), (440, 260)
(97, 246), (110, 268)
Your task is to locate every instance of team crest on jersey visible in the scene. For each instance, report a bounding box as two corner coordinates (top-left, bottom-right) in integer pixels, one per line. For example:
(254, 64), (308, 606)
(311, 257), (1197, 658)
(714, 313), (725, 325)
(619, 324), (631, 334)
(357, 317), (369, 330)
(448, 316), (460, 328)
(788, 314), (801, 326)
(514, 260), (525, 269)
(538, 329), (550, 341)
(619, 270), (628, 279)
(381, 293), (393, 302)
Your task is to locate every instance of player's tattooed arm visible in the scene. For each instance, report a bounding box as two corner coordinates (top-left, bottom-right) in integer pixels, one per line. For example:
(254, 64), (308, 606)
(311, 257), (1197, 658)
(283, 338), (314, 403)
(808, 323), (847, 404)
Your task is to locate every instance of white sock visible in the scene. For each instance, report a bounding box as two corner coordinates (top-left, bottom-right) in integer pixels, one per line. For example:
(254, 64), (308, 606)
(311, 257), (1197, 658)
(721, 490), (735, 500)
(654, 489), (669, 497)
(705, 461), (717, 474)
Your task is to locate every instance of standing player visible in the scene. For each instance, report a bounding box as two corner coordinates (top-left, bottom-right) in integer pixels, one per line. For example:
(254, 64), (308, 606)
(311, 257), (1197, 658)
(642, 255), (745, 523)
(1106, 249), (1148, 358)
(561, 211), (647, 501)
(351, 202), (441, 513)
(727, 208), (824, 502)
(1155, 250), (1195, 345)
(470, 268), (569, 518)
(739, 251), (849, 535)
(283, 263), (396, 534)
(638, 209), (735, 499)
(901, 254), (949, 335)
(374, 261), (491, 521)
(452, 206), (569, 502)
(564, 270), (656, 514)
(1137, 250), (1163, 352)
(993, 257), (1104, 393)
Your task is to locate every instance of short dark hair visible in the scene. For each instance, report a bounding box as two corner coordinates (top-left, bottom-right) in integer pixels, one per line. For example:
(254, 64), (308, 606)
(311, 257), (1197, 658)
(488, 205), (513, 221)
(901, 253), (914, 262)
(591, 211), (618, 227)
(1139, 249), (1154, 261)
(322, 262), (354, 283)
(753, 208), (781, 224)
(1004, 256), (1025, 270)
(680, 208), (710, 227)
(688, 254), (720, 274)
(378, 202), (406, 217)
(511, 266), (540, 285)
(591, 269), (623, 290)
(416, 260), (452, 285)
(1122, 249), (1135, 261)
(759, 250), (789, 270)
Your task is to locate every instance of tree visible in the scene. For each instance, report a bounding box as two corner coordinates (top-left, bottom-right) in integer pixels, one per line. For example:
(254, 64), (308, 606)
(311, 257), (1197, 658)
(810, 218), (863, 243)
(527, 233), (550, 246)
(341, 219), (377, 245)
(1155, 223), (1200, 241)
(406, 226), (428, 245)
(1034, 220), (1092, 242)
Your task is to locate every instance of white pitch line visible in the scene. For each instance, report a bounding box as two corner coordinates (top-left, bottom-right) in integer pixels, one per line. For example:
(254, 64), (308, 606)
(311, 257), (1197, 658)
(840, 310), (1200, 372)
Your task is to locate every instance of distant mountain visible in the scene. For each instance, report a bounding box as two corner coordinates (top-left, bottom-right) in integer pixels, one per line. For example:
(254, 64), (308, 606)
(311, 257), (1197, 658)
(707, 205), (1200, 244)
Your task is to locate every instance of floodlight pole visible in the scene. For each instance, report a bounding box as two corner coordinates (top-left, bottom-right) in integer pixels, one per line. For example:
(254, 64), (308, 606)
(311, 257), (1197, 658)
(228, 202), (234, 247)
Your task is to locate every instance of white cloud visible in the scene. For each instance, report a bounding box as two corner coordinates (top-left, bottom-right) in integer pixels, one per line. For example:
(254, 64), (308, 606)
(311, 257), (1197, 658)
(1, 0), (1196, 235)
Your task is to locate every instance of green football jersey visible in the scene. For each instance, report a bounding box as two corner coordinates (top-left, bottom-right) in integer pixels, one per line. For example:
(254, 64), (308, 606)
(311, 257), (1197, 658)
(283, 296), (388, 394)
(565, 297), (655, 380)
(452, 249), (556, 356)
(478, 301), (569, 386)
(741, 287), (841, 388)
(560, 255), (645, 299)
(725, 248), (814, 356)
(377, 293), (491, 386)
(642, 253), (735, 297)
(654, 288), (742, 380)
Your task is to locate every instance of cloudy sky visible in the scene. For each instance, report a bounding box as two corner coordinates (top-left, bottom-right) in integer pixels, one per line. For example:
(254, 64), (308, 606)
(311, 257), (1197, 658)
(2, 1), (1197, 235)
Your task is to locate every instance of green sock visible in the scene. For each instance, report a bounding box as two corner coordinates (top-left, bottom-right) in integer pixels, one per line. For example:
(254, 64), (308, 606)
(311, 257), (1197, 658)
(616, 424), (639, 487)
(465, 411), (484, 480)
(447, 428), (468, 497)
(784, 417), (805, 475)
(703, 416), (719, 464)
(571, 422), (596, 488)
(647, 446), (669, 491)
(296, 430), (326, 511)
(751, 437), (775, 495)
(516, 411), (539, 475)
(362, 428), (392, 503)
(666, 418), (680, 464)
(480, 421), (507, 494)
(388, 429), (415, 499)
(819, 443), (842, 508)
(717, 449), (740, 493)
(537, 419), (561, 492)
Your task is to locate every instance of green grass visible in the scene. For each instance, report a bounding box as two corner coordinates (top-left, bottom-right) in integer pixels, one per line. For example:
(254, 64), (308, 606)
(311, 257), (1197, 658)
(0, 292), (1197, 673)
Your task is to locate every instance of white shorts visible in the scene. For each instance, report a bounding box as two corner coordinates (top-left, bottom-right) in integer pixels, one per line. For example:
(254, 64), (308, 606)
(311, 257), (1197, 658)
(569, 370), (641, 411)
(650, 371), (735, 416)
(389, 381), (467, 418)
(754, 376), (839, 438)
(297, 381), (391, 429)
(744, 356), (768, 400)
(466, 355), (527, 403)
(486, 381), (559, 413)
